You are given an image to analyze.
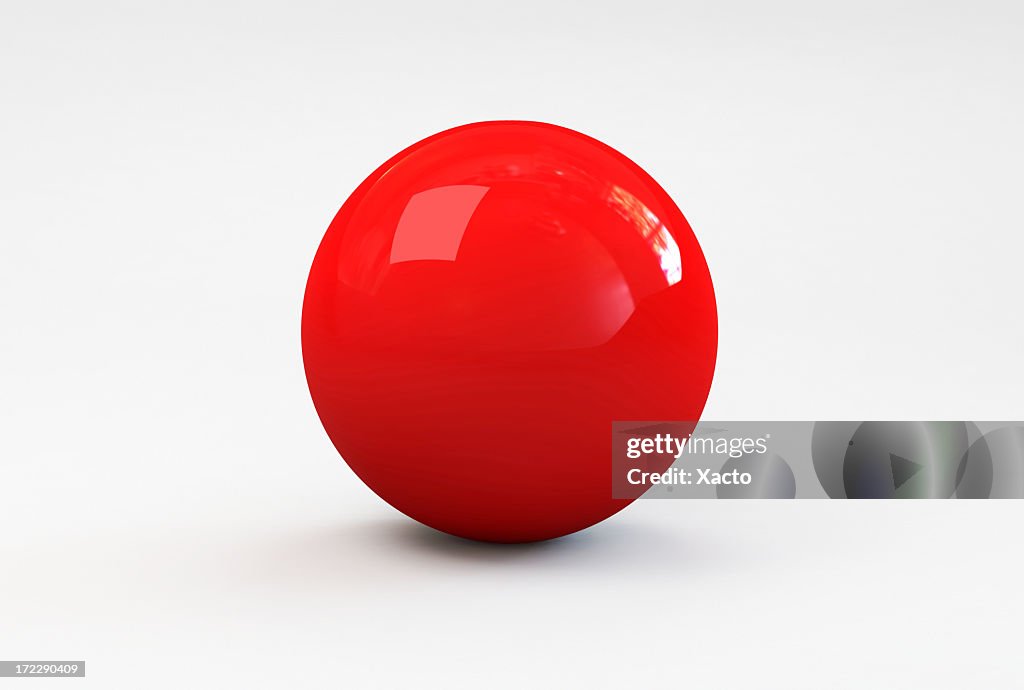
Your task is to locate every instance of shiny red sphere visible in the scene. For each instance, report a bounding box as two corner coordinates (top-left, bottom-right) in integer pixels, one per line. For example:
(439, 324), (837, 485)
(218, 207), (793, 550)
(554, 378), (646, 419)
(303, 121), (717, 543)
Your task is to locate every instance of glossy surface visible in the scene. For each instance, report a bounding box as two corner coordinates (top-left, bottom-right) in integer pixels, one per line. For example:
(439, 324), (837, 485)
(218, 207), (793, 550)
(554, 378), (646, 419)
(302, 121), (717, 542)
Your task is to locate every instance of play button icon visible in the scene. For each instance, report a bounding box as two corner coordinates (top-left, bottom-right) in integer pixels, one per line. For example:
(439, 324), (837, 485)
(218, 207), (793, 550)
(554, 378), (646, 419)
(843, 422), (966, 498)
(890, 453), (922, 489)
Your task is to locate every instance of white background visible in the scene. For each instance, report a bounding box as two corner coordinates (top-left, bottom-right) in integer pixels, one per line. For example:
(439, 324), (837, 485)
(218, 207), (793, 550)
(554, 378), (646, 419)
(2, 1), (1023, 687)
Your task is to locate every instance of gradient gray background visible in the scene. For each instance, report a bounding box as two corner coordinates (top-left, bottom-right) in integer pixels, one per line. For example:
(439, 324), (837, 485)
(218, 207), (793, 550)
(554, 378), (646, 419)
(2, 1), (1023, 687)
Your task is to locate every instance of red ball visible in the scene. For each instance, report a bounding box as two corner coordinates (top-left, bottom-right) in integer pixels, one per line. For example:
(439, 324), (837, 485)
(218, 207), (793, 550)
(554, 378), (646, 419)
(303, 121), (717, 543)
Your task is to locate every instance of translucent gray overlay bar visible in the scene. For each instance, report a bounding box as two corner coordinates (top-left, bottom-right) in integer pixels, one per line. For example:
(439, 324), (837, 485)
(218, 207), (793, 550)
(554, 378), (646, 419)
(611, 421), (1024, 499)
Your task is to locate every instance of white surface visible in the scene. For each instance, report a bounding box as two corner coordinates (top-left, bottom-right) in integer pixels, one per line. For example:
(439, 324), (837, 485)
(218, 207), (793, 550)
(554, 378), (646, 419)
(2, 1), (1023, 687)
